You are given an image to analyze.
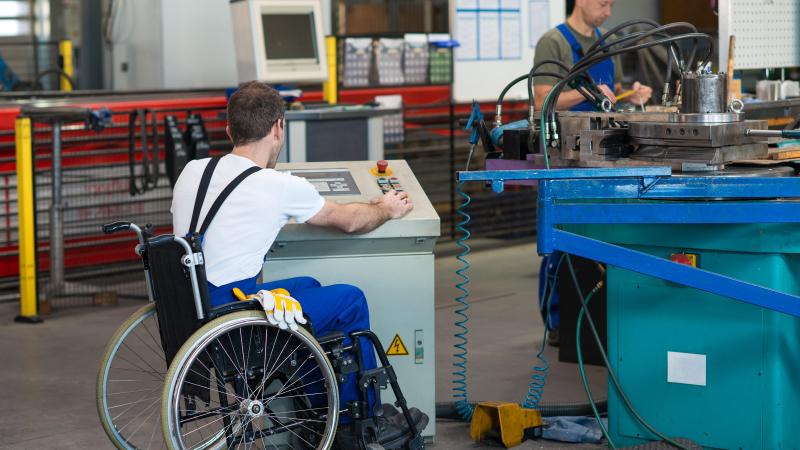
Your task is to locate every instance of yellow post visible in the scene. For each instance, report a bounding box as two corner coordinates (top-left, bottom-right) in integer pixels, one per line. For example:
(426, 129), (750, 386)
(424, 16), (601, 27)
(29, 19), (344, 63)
(15, 117), (41, 323)
(322, 36), (338, 105)
(58, 40), (74, 92)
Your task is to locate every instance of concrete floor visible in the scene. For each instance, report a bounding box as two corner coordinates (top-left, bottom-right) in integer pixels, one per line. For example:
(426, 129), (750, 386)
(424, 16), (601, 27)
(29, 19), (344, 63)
(0, 241), (608, 449)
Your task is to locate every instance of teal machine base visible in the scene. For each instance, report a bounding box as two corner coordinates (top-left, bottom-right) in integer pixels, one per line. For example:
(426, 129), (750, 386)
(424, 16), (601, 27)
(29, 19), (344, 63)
(572, 223), (800, 449)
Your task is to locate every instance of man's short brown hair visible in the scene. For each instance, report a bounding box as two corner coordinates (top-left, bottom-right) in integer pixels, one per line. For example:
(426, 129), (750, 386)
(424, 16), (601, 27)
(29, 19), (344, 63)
(227, 81), (285, 147)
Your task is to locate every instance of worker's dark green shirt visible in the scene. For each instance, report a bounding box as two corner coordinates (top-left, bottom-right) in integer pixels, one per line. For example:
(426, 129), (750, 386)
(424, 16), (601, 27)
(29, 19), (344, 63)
(533, 22), (624, 88)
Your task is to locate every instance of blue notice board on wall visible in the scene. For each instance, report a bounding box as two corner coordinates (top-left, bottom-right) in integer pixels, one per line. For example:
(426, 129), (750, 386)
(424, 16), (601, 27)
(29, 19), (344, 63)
(455, 0), (522, 61)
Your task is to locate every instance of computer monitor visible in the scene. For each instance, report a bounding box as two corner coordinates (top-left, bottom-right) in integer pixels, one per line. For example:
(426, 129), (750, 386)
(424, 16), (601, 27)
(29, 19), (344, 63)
(230, 0), (328, 84)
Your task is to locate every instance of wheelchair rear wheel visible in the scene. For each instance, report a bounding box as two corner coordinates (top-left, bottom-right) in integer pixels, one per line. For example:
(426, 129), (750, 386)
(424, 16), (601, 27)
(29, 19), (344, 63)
(161, 310), (339, 450)
(97, 303), (167, 449)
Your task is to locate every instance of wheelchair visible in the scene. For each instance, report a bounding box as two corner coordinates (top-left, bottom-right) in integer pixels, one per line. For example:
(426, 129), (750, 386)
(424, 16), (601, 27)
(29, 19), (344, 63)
(96, 221), (425, 450)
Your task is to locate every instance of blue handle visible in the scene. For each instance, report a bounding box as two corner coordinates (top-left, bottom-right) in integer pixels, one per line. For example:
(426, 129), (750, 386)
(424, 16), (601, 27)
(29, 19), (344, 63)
(464, 101), (483, 146)
(781, 130), (800, 139)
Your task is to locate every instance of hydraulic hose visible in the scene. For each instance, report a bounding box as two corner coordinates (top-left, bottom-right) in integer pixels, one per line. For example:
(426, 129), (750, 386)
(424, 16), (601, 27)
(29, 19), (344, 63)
(435, 400), (609, 420)
(452, 182), (474, 421)
(542, 32), (714, 152)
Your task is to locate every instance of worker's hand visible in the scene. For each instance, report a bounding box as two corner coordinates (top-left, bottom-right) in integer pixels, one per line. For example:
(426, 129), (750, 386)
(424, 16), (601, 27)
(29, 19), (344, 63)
(374, 190), (413, 219)
(254, 288), (307, 331)
(627, 81), (652, 105)
(598, 84), (617, 103)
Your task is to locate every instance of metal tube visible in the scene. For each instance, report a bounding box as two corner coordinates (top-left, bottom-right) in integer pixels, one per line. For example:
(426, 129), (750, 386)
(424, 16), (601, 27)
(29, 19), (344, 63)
(174, 236), (205, 320)
(745, 129), (782, 137)
(681, 72), (727, 114)
(50, 121), (64, 292)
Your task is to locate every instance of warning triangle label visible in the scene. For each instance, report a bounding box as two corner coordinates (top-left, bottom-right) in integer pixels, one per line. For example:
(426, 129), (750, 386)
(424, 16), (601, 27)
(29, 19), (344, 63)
(386, 334), (409, 356)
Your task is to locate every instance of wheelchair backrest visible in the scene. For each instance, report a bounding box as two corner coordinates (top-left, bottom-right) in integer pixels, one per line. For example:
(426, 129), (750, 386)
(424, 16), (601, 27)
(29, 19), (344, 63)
(146, 234), (212, 365)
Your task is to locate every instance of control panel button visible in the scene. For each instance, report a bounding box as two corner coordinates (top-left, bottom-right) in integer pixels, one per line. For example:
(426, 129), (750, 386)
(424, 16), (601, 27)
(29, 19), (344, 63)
(377, 160), (389, 174)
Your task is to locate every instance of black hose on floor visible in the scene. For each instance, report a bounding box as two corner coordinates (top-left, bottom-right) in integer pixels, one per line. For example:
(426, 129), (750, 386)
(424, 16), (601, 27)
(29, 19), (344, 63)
(435, 400), (607, 420)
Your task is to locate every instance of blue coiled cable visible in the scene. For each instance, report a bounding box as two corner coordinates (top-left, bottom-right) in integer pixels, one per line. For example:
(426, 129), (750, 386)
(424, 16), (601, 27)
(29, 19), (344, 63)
(452, 182), (474, 421)
(522, 253), (565, 409)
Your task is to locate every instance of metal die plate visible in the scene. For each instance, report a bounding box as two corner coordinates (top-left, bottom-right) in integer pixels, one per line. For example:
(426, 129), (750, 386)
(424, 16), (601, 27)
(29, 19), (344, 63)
(629, 120), (769, 148)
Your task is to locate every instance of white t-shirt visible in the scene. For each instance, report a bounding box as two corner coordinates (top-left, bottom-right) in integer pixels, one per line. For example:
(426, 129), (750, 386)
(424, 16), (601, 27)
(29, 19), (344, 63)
(171, 154), (325, 286)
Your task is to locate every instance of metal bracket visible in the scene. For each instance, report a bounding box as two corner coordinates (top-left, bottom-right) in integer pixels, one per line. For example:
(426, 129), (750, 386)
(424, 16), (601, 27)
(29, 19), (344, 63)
(640, 176), (662, 194)
(182, 252), (204, 267)
(492, 179), (505, 193)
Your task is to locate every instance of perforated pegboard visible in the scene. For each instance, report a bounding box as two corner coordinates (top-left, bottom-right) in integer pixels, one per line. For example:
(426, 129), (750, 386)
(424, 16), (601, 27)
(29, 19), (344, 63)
(719, 0), (800, 70)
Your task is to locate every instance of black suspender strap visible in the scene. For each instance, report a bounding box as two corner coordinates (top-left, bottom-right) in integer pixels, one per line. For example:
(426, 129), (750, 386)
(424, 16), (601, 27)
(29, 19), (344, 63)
(197, 166), (261, 235)
(188, 157), (220, 234)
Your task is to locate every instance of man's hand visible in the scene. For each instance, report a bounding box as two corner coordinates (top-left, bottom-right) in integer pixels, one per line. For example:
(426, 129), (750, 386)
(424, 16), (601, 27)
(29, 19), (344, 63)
(308, 190), (413, 234)
(255, 288), (307, 331)
(372, 190), (413, 219)
(627, 81), (652, 105)
(598, 84), (617, 103)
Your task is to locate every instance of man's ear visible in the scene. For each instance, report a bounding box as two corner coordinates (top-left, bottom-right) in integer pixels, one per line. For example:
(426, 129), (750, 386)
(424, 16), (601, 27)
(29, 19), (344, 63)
(225, 126), (233, 142)
(274, 118), (284, 141)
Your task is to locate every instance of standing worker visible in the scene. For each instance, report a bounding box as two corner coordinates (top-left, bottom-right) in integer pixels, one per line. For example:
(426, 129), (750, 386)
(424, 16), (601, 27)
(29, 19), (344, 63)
(533, 0), (653, 111)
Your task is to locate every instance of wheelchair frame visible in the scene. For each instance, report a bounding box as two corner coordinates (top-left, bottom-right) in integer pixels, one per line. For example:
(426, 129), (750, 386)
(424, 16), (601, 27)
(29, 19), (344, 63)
(97, 221), (425, 450)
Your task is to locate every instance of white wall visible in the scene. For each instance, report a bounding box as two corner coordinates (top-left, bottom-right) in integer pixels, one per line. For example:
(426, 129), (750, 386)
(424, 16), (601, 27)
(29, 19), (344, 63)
(110, 0), (163, 90)
(452, 0), (566, 102)
(112, 0), (336, 90)
(161, 0), (238, 89)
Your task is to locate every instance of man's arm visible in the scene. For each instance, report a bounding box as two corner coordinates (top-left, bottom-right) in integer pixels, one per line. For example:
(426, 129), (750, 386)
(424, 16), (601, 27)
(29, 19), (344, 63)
(306, 190), (412, 234)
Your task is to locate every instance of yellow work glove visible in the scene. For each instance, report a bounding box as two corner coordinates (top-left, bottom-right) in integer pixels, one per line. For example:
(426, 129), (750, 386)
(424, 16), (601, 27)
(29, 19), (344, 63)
(255, 288), (307, 331)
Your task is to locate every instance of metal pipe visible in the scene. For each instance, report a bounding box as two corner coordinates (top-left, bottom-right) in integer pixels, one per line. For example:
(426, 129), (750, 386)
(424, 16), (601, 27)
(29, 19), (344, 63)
(746, 128), (800, 139)
(745, 129), (783, 137)
(50, 120), (64, 292)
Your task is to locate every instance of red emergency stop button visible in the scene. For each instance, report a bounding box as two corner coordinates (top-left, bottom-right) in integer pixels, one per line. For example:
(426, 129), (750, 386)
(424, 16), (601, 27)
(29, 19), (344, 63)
(377, 160), (388, 174)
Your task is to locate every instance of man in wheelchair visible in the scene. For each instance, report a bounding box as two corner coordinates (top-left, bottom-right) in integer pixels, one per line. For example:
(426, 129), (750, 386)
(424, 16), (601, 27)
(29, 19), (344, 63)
(170, 81), (429, 449)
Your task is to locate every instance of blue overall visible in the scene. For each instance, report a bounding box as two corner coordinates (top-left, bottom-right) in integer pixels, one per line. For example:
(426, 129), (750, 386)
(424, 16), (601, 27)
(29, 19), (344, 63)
(209, 275), (377, 422)
(555, 23), (615, 112)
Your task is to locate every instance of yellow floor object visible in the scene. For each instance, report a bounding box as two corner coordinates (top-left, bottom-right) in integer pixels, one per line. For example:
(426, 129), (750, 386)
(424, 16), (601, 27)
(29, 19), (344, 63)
(469, 401), (543, 448)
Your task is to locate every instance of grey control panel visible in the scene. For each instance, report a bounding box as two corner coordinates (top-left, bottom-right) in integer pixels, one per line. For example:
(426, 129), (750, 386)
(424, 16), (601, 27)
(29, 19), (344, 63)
(273, 160), (439, 242)
(286, 169), (361, 196)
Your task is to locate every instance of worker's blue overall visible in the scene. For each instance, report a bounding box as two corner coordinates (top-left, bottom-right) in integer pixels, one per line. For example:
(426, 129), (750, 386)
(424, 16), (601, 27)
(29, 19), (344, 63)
(538, 24), (615, 331)
(188, 158), (377, 421)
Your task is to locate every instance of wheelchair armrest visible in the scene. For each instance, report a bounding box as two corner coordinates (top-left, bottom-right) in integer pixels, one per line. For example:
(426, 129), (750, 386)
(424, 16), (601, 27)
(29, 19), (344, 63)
(206, 300), (262, 321)
(316, 331), (346, 347)
(205, 302), (316, 335)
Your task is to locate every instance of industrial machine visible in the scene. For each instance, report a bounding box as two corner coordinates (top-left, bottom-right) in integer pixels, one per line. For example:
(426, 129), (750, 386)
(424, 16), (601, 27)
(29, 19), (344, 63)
(261, 159), (440, 441)
(455, 18), (800, 450)
(487, 71), (771, 172)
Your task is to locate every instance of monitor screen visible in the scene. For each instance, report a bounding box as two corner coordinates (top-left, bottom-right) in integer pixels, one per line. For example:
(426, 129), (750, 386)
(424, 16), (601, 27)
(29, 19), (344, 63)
(261, 13), (317, 61)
